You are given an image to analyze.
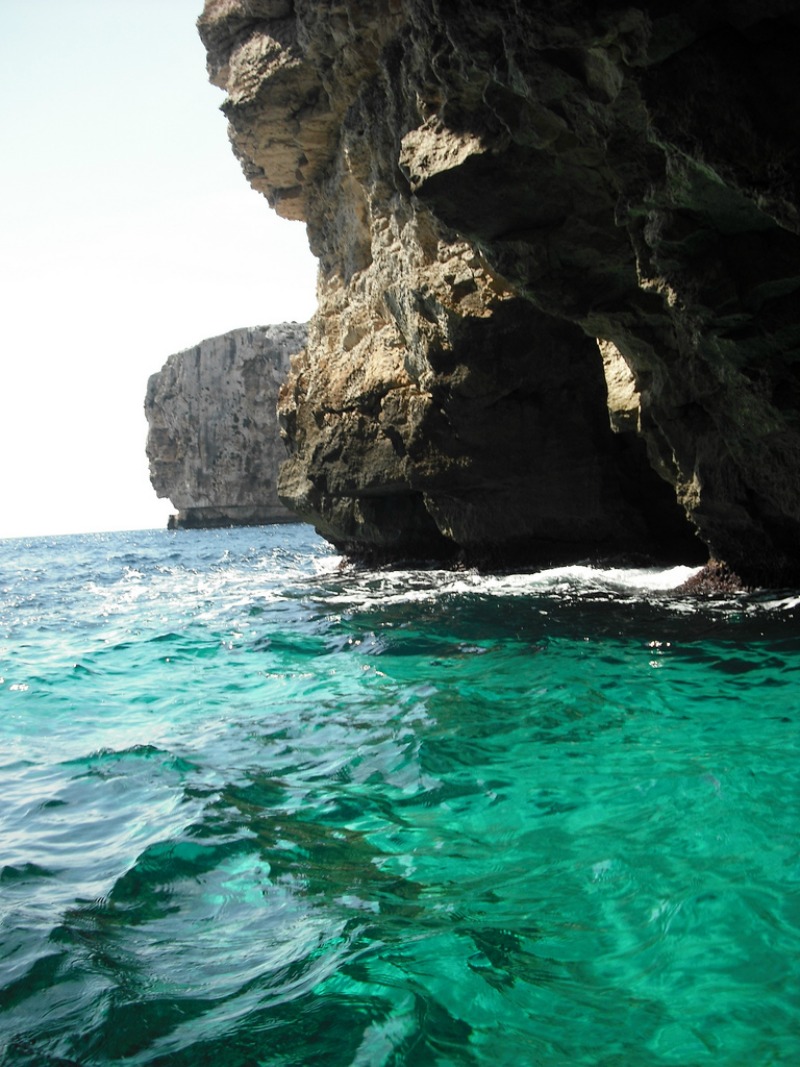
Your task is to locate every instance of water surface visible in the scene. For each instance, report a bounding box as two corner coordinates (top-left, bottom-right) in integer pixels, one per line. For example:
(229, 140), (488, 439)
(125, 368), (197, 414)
(1, 526), (798, 1065)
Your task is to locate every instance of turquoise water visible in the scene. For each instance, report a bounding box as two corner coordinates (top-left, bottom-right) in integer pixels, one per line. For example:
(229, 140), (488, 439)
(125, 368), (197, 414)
(1, 525), (799, 1066)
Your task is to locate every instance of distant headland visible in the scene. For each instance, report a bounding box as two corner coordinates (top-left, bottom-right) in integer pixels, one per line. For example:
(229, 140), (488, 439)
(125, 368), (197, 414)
(144, 323), (306, 530)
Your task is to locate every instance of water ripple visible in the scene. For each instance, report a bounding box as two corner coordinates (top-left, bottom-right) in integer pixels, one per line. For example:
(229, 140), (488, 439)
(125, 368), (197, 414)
(1, 527), (798, 1065)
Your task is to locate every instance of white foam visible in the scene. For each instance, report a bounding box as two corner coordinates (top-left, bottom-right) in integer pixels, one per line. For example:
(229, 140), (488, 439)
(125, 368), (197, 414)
(310, 561), (706, 610)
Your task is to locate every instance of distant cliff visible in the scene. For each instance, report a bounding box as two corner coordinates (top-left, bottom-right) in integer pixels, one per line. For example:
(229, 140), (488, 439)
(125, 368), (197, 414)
(198, 1), (800, 583)
(145, 323), (307, 529)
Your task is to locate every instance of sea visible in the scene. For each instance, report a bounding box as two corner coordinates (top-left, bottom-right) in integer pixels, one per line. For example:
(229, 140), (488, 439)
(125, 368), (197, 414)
(1, 524), (799, 1066)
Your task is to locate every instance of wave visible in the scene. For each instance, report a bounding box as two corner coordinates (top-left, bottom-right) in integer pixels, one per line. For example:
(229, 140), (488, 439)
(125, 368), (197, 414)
(313, 560), (702, 608)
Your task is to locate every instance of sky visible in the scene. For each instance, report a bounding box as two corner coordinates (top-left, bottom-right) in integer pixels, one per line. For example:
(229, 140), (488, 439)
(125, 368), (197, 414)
(0, 0), (318, 539)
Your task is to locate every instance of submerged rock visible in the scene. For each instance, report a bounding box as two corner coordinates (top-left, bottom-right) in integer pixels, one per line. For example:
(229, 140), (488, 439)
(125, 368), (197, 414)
(677, 559), (750, 596)
(198, 1), (800, 582)
(145, 323), (307, 529)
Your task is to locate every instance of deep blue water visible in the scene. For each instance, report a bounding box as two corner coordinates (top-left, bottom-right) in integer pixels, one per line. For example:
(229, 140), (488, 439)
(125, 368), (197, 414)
(1, 525), (799, 1066)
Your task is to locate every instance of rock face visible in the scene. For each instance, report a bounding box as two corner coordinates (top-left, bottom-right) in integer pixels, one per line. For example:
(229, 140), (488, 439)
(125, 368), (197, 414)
(199, 0), (800, 582)
(145, 323), (307, 528)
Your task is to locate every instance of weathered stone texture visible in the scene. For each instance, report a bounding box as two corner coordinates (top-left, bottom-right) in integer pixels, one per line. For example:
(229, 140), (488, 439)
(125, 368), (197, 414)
(199, 0), (800, 581)
(145, 323), (307, 528)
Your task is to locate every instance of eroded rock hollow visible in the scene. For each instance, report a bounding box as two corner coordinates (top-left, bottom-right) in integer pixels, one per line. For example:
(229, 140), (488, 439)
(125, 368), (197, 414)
(145, 324), (306, 528)
(199, 0), (800, 582)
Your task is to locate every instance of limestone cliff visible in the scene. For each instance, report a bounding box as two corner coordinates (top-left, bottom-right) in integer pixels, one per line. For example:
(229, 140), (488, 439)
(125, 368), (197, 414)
(145, 323), (307, 528)
(199, 0), (800, 582)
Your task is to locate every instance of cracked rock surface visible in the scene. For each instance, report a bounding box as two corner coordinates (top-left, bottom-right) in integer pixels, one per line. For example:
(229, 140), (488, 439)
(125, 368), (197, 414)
(200, 0), (800, 581)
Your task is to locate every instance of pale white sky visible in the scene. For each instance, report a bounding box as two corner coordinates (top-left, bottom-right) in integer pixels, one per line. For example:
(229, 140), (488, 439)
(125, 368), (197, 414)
(0, 0), (318, 538)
